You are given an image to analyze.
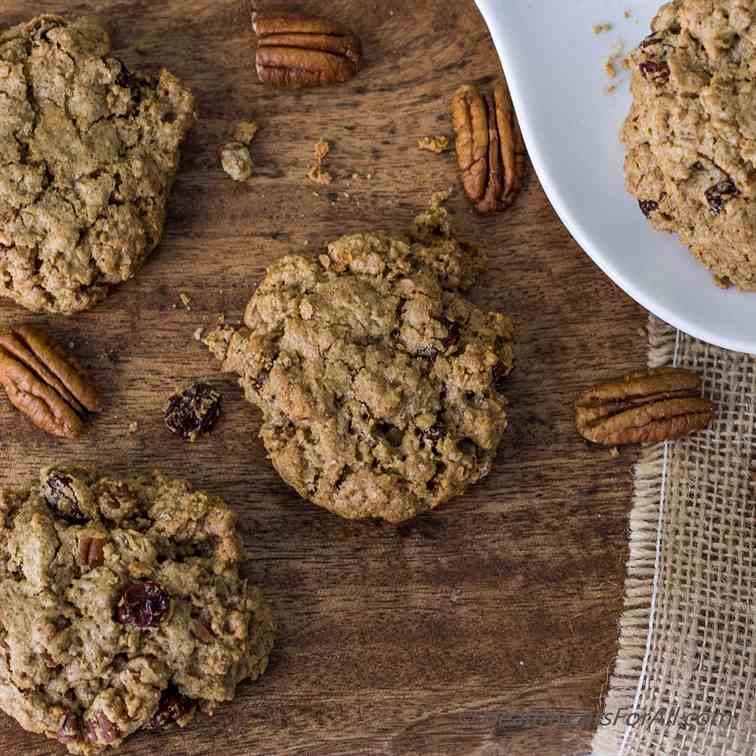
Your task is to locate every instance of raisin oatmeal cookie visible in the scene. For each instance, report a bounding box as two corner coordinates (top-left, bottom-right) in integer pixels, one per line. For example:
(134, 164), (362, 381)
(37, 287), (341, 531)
(0, 466), (274, 754)
(206, 206), (514, 523)
(0, 15), (195, 314)
(622, 0), (756, 289)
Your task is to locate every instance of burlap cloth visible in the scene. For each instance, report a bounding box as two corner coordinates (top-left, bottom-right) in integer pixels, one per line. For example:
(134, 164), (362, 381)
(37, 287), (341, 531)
(591, 317), (756, 756)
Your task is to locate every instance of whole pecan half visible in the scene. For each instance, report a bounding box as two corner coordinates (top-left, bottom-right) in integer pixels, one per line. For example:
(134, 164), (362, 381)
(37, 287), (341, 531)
(252, 11), (362, 88)
(0, 325), (101, 439)
(452, 80), (526, 214)
(576, 367), (715, 446)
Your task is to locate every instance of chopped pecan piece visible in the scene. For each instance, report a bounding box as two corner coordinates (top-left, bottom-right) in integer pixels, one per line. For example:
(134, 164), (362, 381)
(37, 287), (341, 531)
(639, 60), (670, 83)
(58, 714), (81, 744)
(576, 367), (715, 445)
(78, 535), (106, 568)
(252, 12), (362, 88)
(85, 712), (120, 745)
(0, 325), (101, 439)
(452, 80), (526, 214)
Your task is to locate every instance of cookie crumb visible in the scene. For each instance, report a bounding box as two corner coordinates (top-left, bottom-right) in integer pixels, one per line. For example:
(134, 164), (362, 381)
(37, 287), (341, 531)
(193, 327), (204, 342)
(307, 165), (333, 184)
(417, 136), (450, 154)
(220, 142), (253, 182)
(593, 22), (613, 34)
(603, 39), (626, 88)
(234, 120), (259, 145)
(314, 139), (330, 162)
(128, 421), (139, 434)
(307, 139), (334, 184)
(179, 292), (192, 311)
(430, 187), (454, 208)
(609, 446), (620, 458)
(624, 9), (632, 19)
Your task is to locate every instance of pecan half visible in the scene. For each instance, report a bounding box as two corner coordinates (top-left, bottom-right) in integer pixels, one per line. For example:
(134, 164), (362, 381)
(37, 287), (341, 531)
(576, 368), (715, 446)
(452, 80), (526, 214)
(0, 325), (101, 439)
(252, 11), (362, 88)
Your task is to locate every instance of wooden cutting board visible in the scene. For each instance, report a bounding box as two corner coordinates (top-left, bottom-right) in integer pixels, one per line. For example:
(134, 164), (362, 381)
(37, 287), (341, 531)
(0, 1), (649, 754)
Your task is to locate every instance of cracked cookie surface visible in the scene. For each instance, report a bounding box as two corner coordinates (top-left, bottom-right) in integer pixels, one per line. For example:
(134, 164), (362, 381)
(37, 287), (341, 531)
(0, 15), (195, 314)
(206, 206), (514, 523)
(622, 0), (756, 289)
(0, 466), (274, 754)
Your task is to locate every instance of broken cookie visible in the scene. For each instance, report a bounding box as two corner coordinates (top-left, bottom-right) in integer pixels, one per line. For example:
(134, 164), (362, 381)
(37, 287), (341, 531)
(0, 15), (195, 314)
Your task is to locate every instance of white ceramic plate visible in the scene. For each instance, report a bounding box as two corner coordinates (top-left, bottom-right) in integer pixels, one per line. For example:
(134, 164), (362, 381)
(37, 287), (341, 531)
(476, 0), (756, 354)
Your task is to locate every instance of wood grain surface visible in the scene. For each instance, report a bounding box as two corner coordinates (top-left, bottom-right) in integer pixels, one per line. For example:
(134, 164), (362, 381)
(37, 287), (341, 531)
(0, 1), (650, 754)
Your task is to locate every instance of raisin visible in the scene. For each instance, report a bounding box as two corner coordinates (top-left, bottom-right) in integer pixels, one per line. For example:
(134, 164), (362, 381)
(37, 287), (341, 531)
(422, 422), (446, 442)
(691, 161), (704, 171)
(375, 422), (404, 446)
(639, 60), (670, 83)
(492, 362), (510, 393)
(41, 473), (88, 524)
(165, 383), (221, 442)
(418, 346), (439, 359)
(114, 59), (143, 107)
(639, 200), (659, 217)
(639, 32), (662, 48)
(254, 371), (269, 392)
(115, 581), (170, 628)
(440, 320), (461, 351)
(144, 687), (195, 730)
(705, 180), (740, 215)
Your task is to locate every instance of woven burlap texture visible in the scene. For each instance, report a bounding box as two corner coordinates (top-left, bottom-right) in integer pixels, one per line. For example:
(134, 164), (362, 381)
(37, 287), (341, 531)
(592, 317), (756, 756)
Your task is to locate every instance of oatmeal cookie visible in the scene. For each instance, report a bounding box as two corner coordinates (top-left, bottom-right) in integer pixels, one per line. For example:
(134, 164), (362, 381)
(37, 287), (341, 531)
(0, 466), (274, 754)
(622, 0), (756, 289)
(0, 15), (195, 314)
(206, 206), (514, 523)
